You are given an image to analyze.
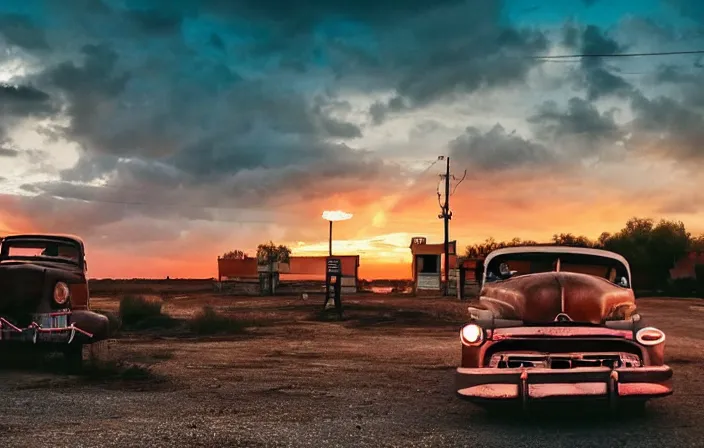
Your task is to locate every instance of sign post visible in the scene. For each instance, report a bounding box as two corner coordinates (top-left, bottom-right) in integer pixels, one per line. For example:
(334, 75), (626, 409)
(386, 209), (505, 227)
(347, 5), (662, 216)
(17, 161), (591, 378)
(324, 257), (343, 319)
(457, 262), (466, 300)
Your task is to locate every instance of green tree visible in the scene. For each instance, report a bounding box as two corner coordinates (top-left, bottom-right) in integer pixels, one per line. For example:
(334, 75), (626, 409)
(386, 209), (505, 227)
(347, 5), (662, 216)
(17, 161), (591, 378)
(597, 232), (611, 248)
(256, 241), (291, 266)
(221, 250), (248, 260)
(462, 217), (699, 292)
(690, 234), (704, 251)
(597, 217), (691, 290)
(551, 233), (598, 248)
(647, 219), (691, 289)
(464, 237), (538, 258)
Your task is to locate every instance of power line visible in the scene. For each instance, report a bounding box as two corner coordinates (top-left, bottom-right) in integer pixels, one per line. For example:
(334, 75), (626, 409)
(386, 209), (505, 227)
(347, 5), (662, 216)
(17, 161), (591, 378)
(451, 170), (467, 196)
(532, 49), (704, 60)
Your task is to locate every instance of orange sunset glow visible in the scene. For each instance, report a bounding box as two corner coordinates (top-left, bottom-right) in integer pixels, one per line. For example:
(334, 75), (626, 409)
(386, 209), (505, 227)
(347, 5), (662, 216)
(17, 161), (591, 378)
(3, 171), (704, 280)
(3, 4), (704, 281)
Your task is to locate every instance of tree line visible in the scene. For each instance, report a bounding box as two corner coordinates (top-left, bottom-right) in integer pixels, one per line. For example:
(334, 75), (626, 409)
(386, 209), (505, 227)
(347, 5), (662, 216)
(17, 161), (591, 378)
(464, 217), (704, 292)
(221, 241), (291, 266)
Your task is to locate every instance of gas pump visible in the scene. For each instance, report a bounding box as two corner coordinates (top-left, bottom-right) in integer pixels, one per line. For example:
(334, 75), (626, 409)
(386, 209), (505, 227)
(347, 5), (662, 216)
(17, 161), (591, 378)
(323, 257), (343, 318)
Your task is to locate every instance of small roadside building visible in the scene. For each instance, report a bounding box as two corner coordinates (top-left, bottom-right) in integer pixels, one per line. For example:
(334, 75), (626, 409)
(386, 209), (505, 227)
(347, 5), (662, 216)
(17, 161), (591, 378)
(409, 236), (457, 295)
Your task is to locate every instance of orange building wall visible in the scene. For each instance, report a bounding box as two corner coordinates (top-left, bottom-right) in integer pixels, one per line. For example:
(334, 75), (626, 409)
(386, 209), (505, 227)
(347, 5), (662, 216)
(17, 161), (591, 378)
(218, 255), (360, 280)
(217, 258), (258, 279)
(288, 256), (359, 277)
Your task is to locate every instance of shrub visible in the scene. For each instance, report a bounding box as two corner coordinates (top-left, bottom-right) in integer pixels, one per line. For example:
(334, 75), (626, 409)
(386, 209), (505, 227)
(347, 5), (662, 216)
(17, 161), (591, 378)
(189, 305), (248, 335)
(119, 295), (163, 326)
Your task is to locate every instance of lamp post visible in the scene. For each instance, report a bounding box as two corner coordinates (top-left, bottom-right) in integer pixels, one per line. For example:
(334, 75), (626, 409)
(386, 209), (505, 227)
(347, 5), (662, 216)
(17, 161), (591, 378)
(322, 210), (353, 256)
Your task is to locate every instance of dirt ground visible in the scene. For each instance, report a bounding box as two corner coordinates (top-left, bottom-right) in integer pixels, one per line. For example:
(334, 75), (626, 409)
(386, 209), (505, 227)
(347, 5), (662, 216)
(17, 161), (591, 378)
(1, 293), (703, 448)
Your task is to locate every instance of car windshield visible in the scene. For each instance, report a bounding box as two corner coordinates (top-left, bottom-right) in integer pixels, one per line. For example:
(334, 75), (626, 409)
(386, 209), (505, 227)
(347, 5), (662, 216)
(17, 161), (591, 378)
(484, 252), (630, 286)
(0, 239), (81, 265)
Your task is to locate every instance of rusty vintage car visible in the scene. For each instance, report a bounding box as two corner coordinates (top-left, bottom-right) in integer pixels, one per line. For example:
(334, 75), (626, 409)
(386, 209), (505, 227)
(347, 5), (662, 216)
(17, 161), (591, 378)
(0, 233), (111, 370)
(456, 245), (672, 412)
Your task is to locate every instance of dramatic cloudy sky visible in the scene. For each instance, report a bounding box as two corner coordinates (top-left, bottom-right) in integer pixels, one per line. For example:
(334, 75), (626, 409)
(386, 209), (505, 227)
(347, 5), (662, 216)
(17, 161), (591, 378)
(2, 0), (704, 279)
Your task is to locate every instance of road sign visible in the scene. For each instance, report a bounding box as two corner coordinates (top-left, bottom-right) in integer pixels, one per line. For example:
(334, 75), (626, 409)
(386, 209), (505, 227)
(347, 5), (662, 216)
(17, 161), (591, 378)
(327, 258), (341, 274)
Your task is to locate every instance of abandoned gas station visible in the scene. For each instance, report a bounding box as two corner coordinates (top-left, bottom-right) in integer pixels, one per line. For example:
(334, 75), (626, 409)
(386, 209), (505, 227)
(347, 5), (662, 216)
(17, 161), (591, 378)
(409, 236), (483, 296)
(409, 236), (457, 294)
(216, 237), (482, 297)
(217, 254), (360, 295)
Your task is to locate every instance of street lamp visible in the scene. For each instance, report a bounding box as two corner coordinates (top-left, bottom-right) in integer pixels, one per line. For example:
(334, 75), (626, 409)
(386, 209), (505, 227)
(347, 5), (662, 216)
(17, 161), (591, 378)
(322, 210), (353, 256)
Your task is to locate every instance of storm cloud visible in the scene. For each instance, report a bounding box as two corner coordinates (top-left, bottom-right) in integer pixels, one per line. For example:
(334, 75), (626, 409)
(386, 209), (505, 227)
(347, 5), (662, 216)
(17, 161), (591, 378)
(0, 83), (57, 143)
(448, 124), (555, 171)
(527, 97), (625, 160)
(1, 0), (704, 269)
(561, 24), (634, 100)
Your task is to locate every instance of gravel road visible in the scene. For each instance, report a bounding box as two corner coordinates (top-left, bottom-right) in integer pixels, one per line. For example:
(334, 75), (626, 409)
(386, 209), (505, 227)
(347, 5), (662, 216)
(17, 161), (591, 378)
(1, 296), (702, 448)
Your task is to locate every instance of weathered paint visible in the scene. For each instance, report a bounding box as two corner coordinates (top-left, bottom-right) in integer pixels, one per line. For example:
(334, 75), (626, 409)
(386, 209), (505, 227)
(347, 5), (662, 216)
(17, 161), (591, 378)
(492, 326), (634, 340)
(70, 282), (89, 310)
(458, 384), (519, 399)
(618, 382), (672, 396)
(455, 245), (673, 407)
(479, 271), (637, 324)
(528, 383), (608, 398)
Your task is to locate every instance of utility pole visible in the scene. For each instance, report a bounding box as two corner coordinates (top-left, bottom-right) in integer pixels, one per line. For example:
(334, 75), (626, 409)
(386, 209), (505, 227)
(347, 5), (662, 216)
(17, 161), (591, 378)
(443, 157), (451, 296)
(436, 156), (466, 296)
(438, 156), (452, 296)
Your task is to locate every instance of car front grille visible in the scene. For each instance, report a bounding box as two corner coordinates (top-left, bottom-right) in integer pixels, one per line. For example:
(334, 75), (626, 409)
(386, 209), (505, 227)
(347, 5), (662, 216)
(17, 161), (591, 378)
(488, 352), (642, 369)
(32, 311), (70, 329)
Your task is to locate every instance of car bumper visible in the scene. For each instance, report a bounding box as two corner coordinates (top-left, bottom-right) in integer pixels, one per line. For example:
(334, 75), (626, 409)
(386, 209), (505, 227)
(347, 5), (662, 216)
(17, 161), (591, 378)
(0, 310), (110, 345)
(456, 365), (672, 407)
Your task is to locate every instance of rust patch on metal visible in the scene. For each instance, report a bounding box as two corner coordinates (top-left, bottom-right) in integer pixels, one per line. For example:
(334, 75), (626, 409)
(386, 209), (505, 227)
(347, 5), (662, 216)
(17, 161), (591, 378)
(459, 384), (519, 399)
(618, 383), (672, 396)
(528, 383), (608, 398)
(492, 326), (633, 339)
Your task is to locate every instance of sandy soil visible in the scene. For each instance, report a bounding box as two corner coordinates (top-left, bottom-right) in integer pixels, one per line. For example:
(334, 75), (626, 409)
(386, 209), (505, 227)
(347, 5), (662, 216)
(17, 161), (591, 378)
(1, 293), (702, 448)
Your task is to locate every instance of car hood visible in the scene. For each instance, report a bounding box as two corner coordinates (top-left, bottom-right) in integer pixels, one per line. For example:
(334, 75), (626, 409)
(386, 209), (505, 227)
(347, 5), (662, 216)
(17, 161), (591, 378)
(476, 271), (637, 324)
(0, 259), (82, 274)
(0, 261), (84, 318)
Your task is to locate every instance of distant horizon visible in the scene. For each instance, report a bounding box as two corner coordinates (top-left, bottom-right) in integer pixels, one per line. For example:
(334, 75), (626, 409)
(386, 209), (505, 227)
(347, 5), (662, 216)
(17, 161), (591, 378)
(88, 275), (414, 282)
(3, 0), (704, 281)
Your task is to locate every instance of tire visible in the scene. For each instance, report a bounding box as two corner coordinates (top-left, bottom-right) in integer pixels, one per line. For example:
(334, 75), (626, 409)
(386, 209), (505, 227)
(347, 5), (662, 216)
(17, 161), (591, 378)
(64, 344), (84, 373)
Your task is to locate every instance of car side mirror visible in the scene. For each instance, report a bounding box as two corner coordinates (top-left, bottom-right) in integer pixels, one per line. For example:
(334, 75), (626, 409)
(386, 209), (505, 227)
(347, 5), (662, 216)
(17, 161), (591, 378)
(618, 277), (628, 287)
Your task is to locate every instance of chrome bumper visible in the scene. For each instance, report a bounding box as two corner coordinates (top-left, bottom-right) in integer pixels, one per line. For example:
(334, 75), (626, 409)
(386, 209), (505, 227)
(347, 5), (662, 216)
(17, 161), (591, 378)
(0, 311), (96, 344)
(456, 365), (673, 408)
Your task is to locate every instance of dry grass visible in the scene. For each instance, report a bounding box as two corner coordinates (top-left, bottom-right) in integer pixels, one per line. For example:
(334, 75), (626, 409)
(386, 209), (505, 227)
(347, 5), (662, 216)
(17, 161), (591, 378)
(118, 294), (178, 329)
(188, 305), (252, 335)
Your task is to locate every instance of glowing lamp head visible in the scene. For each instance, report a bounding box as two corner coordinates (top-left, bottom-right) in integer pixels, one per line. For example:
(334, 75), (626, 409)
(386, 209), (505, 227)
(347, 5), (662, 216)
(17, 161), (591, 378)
(53, 281), (70, 306)
(322, 210), (353, 222)
(460, 323), (484, 346)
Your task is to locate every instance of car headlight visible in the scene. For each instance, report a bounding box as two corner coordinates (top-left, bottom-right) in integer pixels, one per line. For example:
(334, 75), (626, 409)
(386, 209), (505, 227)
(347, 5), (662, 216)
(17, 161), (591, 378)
(460, 323), (484, 346)
(635, 326), (666, 346)
(53, 281), (70, 305)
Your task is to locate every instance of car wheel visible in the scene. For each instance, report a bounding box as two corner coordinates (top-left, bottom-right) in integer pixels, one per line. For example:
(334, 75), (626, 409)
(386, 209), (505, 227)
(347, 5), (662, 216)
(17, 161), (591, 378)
(64, 344), (84, 373)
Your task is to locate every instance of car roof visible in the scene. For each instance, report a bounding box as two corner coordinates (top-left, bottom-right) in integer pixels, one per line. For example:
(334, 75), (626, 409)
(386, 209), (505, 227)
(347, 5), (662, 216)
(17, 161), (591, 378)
(483, 245), (631, 280)
(1, 233), (85, 248)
